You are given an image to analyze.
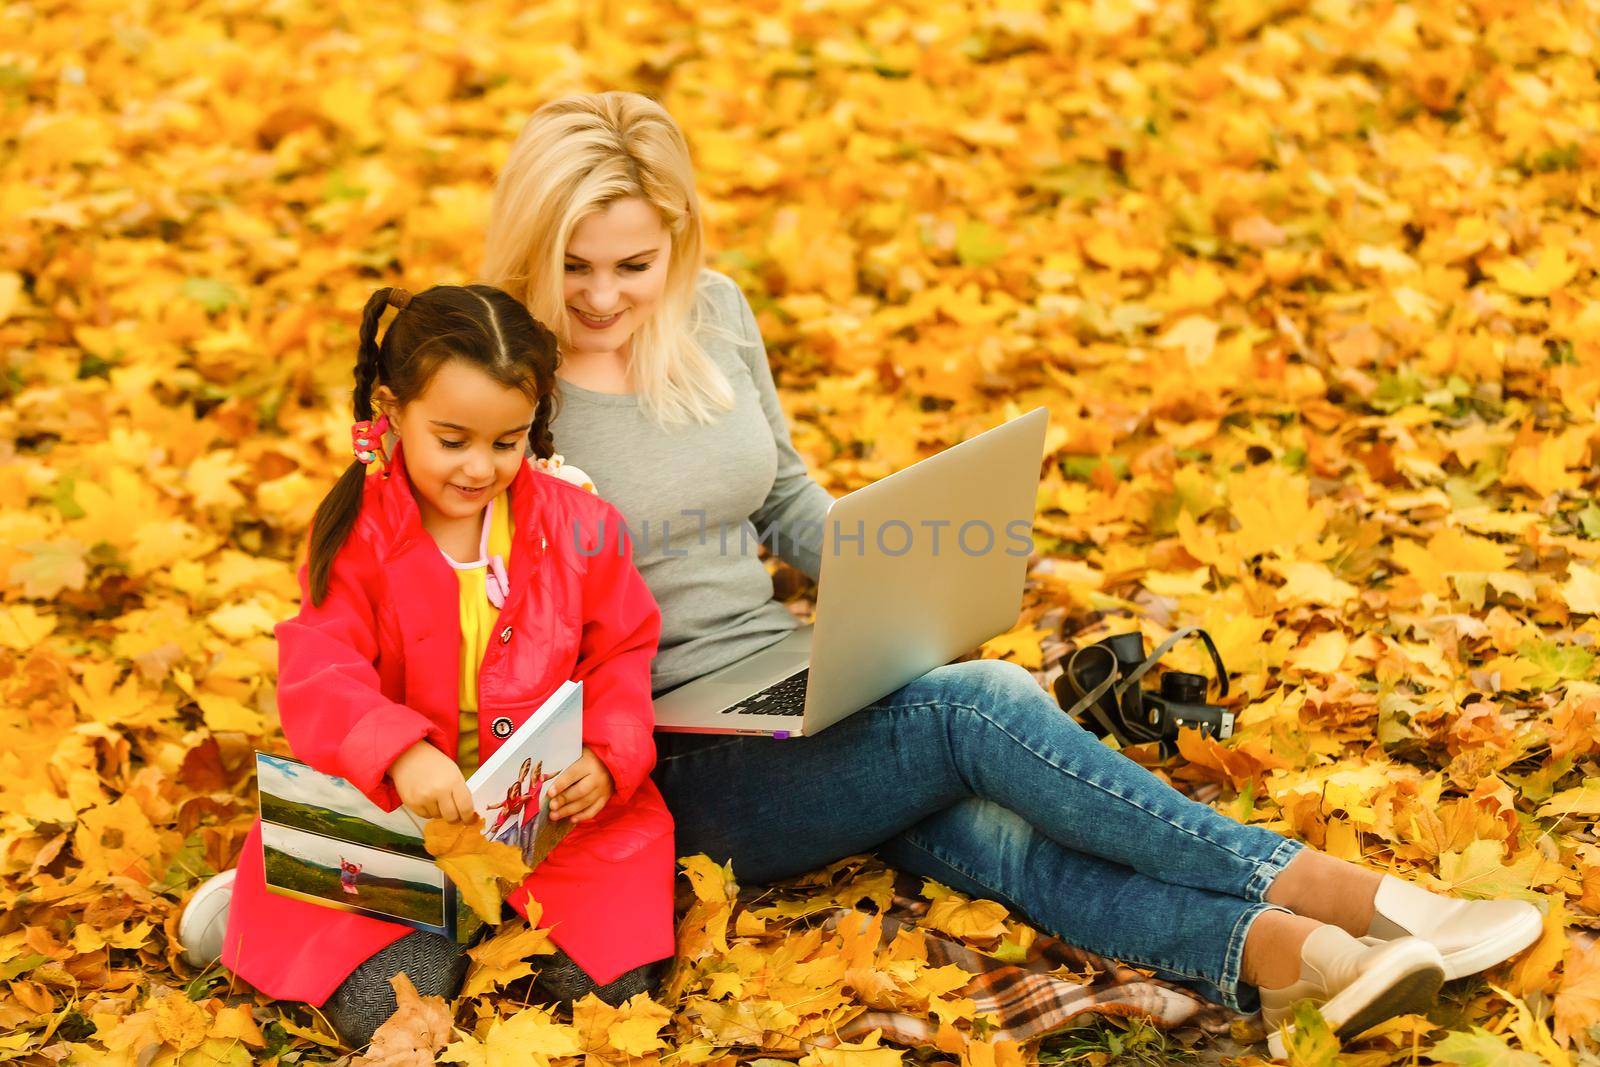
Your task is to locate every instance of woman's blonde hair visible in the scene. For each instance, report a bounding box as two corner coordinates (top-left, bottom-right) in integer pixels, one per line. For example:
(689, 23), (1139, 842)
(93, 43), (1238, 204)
(480, 91), (737, 429)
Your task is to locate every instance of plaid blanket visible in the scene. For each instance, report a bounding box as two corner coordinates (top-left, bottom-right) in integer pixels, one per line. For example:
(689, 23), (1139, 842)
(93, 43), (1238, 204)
(802, 882), (1235, 1050)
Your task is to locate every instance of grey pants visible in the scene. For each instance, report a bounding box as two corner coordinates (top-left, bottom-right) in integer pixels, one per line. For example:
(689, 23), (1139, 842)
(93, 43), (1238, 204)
(322, 930), (668, 1048)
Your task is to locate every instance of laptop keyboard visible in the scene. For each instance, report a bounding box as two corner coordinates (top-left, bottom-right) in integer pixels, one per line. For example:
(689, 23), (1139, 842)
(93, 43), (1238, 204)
(721, 668), (810, 717)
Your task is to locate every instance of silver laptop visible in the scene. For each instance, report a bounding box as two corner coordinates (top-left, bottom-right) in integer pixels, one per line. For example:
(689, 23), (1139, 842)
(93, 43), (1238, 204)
(653, 406), (1050, 738)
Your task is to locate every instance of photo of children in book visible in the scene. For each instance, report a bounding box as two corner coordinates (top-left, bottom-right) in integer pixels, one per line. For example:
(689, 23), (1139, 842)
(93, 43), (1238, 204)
(256, 752), (428, 859)
(260, 822), (447, 930)
(470, 683), (582, 867)
(484, 757), (572, 869)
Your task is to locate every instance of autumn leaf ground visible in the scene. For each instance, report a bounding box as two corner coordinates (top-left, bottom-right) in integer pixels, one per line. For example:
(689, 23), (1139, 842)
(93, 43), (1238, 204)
(5, 0), (1600, 1064)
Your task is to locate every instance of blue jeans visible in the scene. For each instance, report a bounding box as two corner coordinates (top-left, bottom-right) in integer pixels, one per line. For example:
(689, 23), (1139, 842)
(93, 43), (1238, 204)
(651, 659), (1304, 1012)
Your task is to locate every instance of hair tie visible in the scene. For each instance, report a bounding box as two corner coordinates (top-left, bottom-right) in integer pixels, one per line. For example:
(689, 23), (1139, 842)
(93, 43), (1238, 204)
(388, 287), (412, 310)
(351, 413), (391, 466)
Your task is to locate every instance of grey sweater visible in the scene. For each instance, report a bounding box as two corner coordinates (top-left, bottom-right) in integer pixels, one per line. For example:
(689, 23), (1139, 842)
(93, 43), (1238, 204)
(544, 269), (836, 696)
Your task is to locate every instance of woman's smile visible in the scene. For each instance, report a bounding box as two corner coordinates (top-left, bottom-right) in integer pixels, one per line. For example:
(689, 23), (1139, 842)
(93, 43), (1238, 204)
(571, 307), (624, 330)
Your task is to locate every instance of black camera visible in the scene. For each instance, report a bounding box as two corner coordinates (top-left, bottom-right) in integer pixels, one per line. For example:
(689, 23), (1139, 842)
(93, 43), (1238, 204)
(1052, 628), (1235, 756)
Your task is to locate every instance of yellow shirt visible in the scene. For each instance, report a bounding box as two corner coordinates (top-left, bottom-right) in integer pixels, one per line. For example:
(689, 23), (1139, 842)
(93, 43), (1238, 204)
(439, 488), (514, 777)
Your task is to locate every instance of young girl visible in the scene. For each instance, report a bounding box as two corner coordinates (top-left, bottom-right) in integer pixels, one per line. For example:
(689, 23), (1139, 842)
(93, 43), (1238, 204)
(182, 283), (675, 1048)
(338, 858), (362, 897)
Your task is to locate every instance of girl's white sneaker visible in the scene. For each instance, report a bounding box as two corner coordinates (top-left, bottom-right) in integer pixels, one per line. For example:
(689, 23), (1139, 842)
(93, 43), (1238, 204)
(1262, 925), (1444, 1060)
(1361, 875), (1543, 980)
(176, 868), (236, 967)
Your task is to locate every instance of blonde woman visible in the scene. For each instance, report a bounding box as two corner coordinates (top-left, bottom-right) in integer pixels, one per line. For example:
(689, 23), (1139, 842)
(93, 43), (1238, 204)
(479, 92), (1541, 1055)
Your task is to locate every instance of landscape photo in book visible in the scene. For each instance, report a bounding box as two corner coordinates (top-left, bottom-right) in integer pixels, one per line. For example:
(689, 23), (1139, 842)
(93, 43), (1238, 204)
(260, 822), (448, 932)
(256, 752), (429, 859)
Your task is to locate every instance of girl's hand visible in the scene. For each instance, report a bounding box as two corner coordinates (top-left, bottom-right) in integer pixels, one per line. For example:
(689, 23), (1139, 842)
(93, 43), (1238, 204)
(547, 747), (613, 824)
(390, 740), (475, 823)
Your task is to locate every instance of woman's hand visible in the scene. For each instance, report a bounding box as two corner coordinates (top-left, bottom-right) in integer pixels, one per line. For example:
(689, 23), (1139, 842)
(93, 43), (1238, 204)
(547, 747), (614, 824)
(390, 740), (475, 823)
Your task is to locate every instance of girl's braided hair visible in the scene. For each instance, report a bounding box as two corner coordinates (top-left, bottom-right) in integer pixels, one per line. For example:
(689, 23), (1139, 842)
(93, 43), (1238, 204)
(306, 284), (561, 605)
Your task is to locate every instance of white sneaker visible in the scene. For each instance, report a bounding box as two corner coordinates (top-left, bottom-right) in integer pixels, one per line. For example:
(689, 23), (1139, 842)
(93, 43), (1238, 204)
(1360, 875), (1543, 980)
(1262, 926), (1444, 1060)
(177, 868), (236, 968)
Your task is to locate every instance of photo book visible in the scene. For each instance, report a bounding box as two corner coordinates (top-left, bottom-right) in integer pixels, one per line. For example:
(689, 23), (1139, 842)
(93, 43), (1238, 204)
(255, 680), (583, 941)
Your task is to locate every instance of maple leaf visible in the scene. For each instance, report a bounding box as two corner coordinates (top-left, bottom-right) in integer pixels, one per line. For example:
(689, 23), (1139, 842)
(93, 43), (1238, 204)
(955, 220), (1005, 267)
(799, 1029), (906, 1067)
(1142, 566), (1211, 597)
(440, 1004), (581, 1067)
(179, 1037), (256, 1067)
(1429, 1028), (1545, 1066)
(152, 989), (210, 1052)
(1539, 783), (1600, 819)
(206, 600), (280, 640)
(979, 623), (1049, 670)
(0, 603), (55, 650)
(98, 1004), (166, 1057)
(1227, 468), (1328, 561)
(1505, 431), (1587, 498)
(606, 1000), (674, 1056)
(424, 816), (530, 925)
(1486, 244), (1581, 297)
(1505, 896), (1566, 997)
(461, 915), (555, 997)
(1285, 630), (1349, 675)
(920, 882), (1009, 941)
(207, 1004), (267, 1047)
(1493, 984), (1574, 1065)
(959, 1036), (1023, 1067)
(195, 691), (268, 734)
(65, 467), (163, 551)
(353, 972), (455, 1064)
(9, 539), (89, 598)
(1174, 729), (1288, 790)
(1282, 1000), (1339, 1066)
(681, 853), (737, 904)
(68, 661), (170, 729)
(1561, 564), (1600, 615)
(184, 449), (250, 510)
(1516, 640), (1596, 690)
(1155, 314), (1219, 365)
(74, 795), (165, 884)
(1272, 560), (1358, 607)
(1432, 840), (1544, 902)
(1554, 943), (1600, 1048)
(572, 991), (674, 1060)
(1159, 262), (1229, 310)
(1391, 526), (1515, 599)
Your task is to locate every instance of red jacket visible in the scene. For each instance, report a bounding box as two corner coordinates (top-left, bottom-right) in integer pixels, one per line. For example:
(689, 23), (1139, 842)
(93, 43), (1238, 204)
(222, 439), (674, 1004)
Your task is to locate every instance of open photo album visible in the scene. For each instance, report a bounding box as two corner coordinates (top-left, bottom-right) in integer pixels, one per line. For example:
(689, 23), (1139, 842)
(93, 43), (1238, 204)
(255, 680), (583, 940)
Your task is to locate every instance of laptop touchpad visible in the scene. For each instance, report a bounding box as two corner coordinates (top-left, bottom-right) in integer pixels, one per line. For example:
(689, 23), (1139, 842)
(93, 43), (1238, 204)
(715, 658), (808, 686)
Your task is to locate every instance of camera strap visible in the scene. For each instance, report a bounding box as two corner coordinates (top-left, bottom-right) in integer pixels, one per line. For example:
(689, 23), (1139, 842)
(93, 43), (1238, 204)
(1057, 626), (1229, 747)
